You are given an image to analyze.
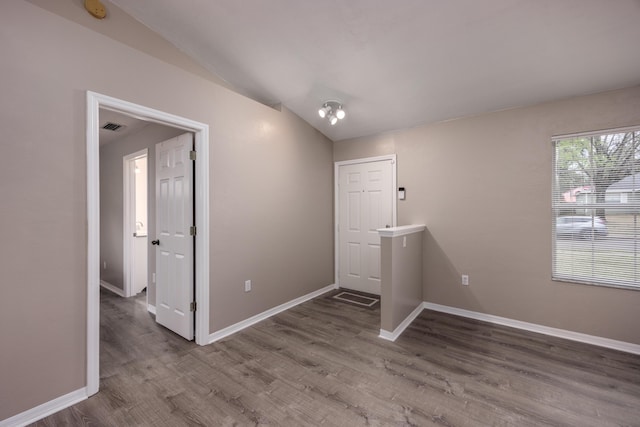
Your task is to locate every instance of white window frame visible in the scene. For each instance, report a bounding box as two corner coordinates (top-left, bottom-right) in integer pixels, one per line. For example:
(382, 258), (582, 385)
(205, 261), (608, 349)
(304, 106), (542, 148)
(552, 125), (640, 291)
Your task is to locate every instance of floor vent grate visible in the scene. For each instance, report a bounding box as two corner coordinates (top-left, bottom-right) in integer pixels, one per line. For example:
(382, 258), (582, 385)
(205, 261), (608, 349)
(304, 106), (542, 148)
(332, 291), (379, 307)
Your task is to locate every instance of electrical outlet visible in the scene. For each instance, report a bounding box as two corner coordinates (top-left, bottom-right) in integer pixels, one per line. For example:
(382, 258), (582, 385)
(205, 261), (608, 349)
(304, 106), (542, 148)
(462, 275), (469, 286)
(245, 280), (252, 292)
(403, 236), (407, 247)
(103, 261), (107, 270)
(152, 273), (156, 283)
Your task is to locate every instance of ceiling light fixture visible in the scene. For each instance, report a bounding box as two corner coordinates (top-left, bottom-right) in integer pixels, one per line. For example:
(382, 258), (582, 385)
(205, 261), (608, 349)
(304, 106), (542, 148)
(318, 104), (331, 118)
(318, 101), (346, 125)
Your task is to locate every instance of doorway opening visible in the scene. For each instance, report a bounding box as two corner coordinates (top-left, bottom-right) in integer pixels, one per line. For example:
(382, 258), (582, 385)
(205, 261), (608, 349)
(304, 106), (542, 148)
(87, 91), (210, 396)
(124, 149), (149, 299)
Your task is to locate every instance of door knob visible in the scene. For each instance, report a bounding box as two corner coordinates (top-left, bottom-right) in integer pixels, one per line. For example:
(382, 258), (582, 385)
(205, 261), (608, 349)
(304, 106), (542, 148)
(151, 240), (160, 245)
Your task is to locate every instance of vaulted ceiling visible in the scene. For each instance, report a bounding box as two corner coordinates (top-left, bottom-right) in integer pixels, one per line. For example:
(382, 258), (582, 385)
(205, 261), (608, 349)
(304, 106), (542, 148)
(109, 0), (640, 141)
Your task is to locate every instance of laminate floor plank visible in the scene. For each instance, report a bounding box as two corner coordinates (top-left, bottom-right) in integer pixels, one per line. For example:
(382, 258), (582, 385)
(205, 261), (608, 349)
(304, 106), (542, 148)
(31, 289), (640, 426)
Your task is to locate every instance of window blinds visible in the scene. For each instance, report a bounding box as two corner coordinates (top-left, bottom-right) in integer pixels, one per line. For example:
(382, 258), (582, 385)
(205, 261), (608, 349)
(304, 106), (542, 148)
(552, 126), (640, 289)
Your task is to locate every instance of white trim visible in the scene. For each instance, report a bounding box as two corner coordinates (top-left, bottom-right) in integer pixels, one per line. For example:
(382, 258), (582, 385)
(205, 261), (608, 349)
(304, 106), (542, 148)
(123, 149), (148, 298)
(335, 154), (398, 166)
(552, 124), (640, 141)
(377, 224), (425, 238)
(100, 280), (124, 297)
(208, 284), (337, 343)
(194, 120), (210, 346)
(424, 302), (640, 355)
(87, 91), (211, 398)
(0, 388), (87, 427)
(86, 92), (100, 397)
(147, 304), (156, 315)
(334, 155), (397, 287)
(379, 303), (423, 342)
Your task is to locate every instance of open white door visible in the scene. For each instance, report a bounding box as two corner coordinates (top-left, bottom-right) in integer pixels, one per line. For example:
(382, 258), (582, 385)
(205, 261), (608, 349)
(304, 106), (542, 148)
(337, 158), (395, 295)
(154, 132), (195, 340)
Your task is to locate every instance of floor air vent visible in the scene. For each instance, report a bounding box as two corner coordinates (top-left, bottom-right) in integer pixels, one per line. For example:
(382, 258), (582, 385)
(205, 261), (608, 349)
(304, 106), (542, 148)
(332, 291), (379, 308)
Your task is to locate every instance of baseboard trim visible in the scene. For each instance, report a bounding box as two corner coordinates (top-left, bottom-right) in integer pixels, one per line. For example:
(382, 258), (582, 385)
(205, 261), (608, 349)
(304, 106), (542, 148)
(147, 304), (156, 315)
(208, 283), (338, 344)
(100, 280), (124, 297)
(424, 302), (640, 356)
(379, 303), (424, 342)
(0, 387), (87, 427)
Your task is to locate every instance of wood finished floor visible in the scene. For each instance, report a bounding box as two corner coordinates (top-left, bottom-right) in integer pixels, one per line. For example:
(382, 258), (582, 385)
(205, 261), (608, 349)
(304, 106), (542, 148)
(33, 289), (640, 426)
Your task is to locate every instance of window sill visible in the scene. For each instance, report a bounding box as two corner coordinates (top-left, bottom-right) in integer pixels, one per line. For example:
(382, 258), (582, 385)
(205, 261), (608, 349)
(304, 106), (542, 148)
(552, 277), (640, 291)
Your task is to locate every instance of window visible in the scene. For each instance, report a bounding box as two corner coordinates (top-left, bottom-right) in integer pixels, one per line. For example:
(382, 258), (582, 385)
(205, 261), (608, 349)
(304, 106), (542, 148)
(552, 126), (640, 290)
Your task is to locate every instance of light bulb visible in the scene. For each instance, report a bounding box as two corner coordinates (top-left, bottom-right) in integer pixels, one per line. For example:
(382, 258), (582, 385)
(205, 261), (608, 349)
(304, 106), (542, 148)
(318, 104), (330, 118)
(329, 114), (338, 125)
(336, 107), (346, 120)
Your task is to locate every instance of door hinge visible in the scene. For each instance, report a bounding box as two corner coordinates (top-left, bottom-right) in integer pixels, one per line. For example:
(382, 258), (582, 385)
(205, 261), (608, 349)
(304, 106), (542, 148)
(189, 150), (197, 161)
(190, 301), (197, 312)
(190, 226), (197, 236)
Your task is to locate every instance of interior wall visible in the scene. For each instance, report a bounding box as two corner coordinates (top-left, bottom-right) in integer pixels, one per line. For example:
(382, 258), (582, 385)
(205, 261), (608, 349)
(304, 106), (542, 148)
(133, 156), (148, 296)
(100, 122), (184, 302)
(0, 0), (333, 421)
(335, 85), (640, 345)
(134, 157), (147, 236)
(380, 232), (424, 333)
(24, 0), (234, 91)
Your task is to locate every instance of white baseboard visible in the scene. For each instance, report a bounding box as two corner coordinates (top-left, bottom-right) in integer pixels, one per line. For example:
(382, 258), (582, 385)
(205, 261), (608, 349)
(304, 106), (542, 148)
(379, 303), (424, 342)
(208, 283), (338, 344)
(147, 304), (156, 315)
(100, 280), (124, 297)
(424, 302), (640, 356)
(0, 388), (87, 427)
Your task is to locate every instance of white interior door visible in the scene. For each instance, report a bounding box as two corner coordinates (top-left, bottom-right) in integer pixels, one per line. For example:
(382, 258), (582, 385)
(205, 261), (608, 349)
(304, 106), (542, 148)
(154, 133), (194, 340)
(338, 159), (394, 295)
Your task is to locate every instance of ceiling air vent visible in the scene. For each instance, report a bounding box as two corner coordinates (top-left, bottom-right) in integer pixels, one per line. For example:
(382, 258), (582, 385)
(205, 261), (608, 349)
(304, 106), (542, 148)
(102, 122), (125, 131)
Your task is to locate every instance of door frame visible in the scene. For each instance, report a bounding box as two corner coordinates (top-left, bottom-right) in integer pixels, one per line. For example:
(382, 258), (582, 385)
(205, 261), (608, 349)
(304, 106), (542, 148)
(123, 149), (148, 298)
(86, 91), (210, 396)
(334, 155), (397, 288)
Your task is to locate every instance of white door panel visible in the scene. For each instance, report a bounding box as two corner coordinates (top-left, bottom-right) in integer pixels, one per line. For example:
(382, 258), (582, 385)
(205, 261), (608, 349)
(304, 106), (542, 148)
(155, 133), (194, 340)
(338, 159), (394, 295)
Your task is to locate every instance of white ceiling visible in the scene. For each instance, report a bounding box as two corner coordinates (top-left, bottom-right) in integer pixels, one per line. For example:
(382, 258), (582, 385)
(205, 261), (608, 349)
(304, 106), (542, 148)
(109, 0), (640, 142)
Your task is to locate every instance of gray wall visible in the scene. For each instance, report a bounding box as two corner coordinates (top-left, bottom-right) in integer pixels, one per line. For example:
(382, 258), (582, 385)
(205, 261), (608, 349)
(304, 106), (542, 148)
(336, 85), (640, 346)
(0, 0), (333, 420)
(25, 0), (233, 90)
(100, 122), (184, 304)
(380, 232), (424, 333)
